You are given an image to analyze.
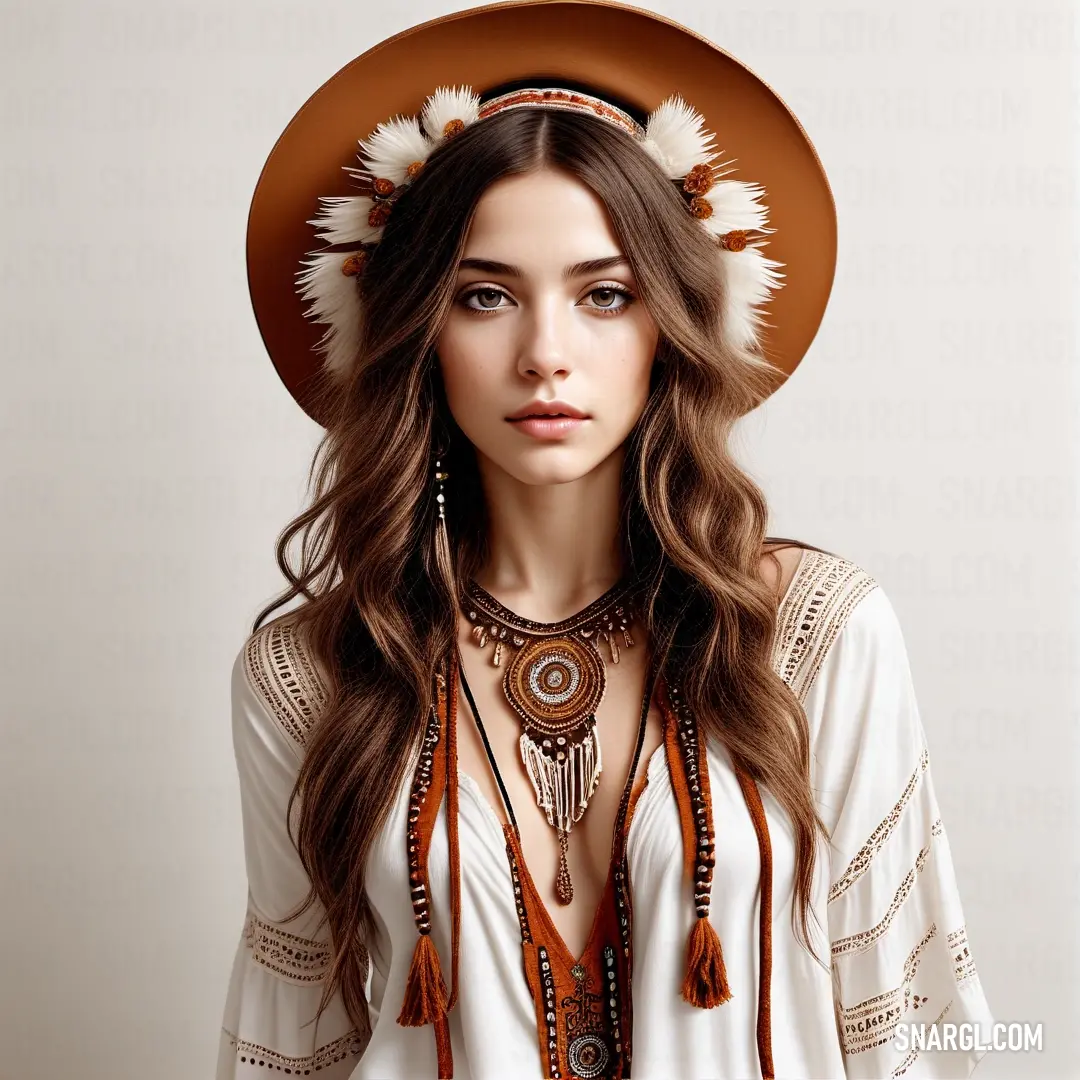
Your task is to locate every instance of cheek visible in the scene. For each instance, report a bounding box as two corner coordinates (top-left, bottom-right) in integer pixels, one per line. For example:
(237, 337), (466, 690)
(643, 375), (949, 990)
(609, 320), (659, 415)
(436, 321), (478, 394)
(435, 322), (503, 428)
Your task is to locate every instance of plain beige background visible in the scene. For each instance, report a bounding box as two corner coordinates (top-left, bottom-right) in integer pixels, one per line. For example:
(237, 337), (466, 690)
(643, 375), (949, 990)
(1, 0), (1076, 1077)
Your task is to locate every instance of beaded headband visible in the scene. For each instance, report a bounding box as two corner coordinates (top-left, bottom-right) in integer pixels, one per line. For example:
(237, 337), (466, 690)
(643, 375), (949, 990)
(295, 84), (785, 380)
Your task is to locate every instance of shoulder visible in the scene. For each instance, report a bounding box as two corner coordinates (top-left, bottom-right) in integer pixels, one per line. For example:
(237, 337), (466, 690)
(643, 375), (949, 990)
(758, 542), (806, 603)
(232, 613), (333, 756)
(768, 544), (882, 701)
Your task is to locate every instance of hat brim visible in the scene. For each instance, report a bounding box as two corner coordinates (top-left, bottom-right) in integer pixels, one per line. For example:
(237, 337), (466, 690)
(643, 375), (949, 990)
(247, 0), (837, 426)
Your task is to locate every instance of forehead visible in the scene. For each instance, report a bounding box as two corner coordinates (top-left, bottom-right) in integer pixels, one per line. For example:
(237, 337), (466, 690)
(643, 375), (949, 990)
(461, 169), (622, 262)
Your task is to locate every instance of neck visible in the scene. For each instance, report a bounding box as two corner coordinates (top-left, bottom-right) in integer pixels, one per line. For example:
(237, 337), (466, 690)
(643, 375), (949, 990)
(472, 446), (625, 622)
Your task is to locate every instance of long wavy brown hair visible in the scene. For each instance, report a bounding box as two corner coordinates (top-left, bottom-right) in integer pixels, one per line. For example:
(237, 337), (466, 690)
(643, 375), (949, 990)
(250, 81), (836, 1036)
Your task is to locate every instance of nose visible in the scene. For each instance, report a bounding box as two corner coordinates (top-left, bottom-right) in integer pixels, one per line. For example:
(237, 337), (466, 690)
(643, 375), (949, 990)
(516, 292), (574, 381)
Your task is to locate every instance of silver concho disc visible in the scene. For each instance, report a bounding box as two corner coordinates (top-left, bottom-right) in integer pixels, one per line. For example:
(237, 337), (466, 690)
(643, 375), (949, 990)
(567, 1033), (610, 1078)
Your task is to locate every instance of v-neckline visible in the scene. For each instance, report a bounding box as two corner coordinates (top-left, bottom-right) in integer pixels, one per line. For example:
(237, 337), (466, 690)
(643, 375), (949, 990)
(456, 738), (665, 968)
(453, 646), (662, 969)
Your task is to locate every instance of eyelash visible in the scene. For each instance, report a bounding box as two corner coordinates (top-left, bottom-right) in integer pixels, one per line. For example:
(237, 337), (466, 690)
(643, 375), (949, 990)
(457, 283), (636, 318)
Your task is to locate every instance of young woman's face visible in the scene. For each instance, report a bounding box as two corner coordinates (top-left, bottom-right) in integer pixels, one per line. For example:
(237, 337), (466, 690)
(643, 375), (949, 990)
(435, 168), (659, 487)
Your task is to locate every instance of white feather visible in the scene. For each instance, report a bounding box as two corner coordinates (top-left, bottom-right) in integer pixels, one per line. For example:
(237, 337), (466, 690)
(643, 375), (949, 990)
(642, 94), (718, 177)
(718, 245), (786, 350)
(421, 85), (481, 143)
(307, 195), (384, 245)
(356, 115), (433, 184)
(698, 180), (774, 236)
(295, 250), (365, 380)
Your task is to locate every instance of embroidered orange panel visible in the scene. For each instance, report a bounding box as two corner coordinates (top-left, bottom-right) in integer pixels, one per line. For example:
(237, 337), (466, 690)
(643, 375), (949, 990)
(500, 774), (650, 1079)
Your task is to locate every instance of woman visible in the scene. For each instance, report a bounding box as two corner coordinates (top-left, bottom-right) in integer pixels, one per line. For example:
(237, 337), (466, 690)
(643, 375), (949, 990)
(219, 6), (994, 1079)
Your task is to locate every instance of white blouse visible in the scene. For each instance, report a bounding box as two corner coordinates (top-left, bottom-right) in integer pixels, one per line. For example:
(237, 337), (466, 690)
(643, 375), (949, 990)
(217, 548), (995, 1079)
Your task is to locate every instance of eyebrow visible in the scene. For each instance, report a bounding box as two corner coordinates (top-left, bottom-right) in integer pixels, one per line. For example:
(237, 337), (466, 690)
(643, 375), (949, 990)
(456, 255), (631, 281)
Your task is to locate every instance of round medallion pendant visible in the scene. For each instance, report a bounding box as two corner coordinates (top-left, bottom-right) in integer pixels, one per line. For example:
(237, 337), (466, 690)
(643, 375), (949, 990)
(503, 634), (604, 732)
(567, 1033), (610, 1078)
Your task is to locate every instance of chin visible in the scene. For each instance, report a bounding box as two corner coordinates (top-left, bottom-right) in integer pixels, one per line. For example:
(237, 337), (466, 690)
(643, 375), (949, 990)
(493, 445), (607, 487)
(506, 459), (598, 486)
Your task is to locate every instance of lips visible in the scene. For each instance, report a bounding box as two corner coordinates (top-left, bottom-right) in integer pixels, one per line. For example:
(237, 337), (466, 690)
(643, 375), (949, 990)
(506, 414), (588, 441)
(506, 400), (589, 421)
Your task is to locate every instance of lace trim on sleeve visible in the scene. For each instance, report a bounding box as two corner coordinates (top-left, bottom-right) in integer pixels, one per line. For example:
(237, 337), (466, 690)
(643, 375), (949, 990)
(221, 1026), (367, 1073)
(836, 921), (980, 1077)
(828, 747), (930, 904)
(243, 907), (332, 984)
(242, 906), (371, 988)
(771, 549), (879, 701)
(890, 999), (956, 1079)
(836, 923), (939, 1057)
(948, 925), (979, 984)
(831, 819), (941, 957)
(244, 619), (330, 751)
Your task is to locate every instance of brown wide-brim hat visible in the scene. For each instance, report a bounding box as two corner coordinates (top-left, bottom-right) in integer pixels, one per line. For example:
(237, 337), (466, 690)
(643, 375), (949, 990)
(247, 0), (837, 427)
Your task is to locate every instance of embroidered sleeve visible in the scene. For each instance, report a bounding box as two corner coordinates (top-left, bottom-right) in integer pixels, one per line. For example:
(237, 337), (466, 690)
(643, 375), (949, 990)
(216, 624), (371, 1078)
(805, 586), (995, 1079)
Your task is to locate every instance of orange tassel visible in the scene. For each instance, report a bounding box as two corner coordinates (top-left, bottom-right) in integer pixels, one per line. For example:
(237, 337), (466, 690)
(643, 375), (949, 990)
(396, 933), (449, 1027)
(681, 915), (733, 1008)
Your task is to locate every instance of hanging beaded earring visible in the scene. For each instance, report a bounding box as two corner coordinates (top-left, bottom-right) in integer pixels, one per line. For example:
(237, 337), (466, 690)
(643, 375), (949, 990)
(435, 452), (447, 518)
(432, 444), (454, 584)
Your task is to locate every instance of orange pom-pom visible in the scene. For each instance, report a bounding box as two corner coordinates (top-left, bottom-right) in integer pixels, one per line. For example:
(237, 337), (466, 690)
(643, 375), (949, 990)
(683, 163), (714, 196)
(406, 160), (425, 180)
(688, 196), (713, 220)
(341, 252), (367, 277)
(373, 177), (395, 196)
(443, 118), (465, 140)
(368, 202), (392, 229)
(721, 230), (748, 252)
